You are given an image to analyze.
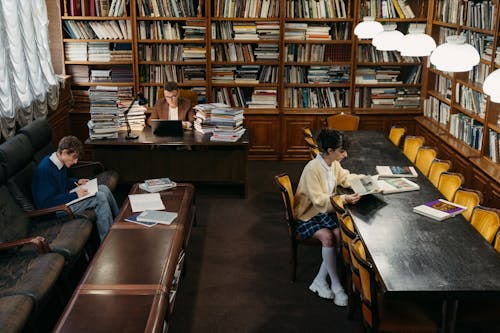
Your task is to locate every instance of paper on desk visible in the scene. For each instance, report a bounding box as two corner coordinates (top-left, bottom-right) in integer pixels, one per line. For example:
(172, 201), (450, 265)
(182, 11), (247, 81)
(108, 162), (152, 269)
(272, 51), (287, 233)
(67, 178), (98, 205)
(128, 193), (166, 212)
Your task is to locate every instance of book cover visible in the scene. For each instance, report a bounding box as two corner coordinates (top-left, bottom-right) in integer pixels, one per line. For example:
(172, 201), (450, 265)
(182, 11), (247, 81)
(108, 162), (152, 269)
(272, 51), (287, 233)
(349, 175), (381, 196)
(136, 210), (178, 225)
(413, 199), (466, 221)
(376, 165), (418, 178)
(124, 213), (158, 227)
(377, 177), (420, 194)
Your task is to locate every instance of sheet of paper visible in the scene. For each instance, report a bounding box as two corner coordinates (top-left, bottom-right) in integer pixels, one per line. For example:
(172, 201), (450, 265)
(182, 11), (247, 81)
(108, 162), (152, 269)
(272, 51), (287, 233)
(128, 193), (166, 212)
(67, 178), (98, 206)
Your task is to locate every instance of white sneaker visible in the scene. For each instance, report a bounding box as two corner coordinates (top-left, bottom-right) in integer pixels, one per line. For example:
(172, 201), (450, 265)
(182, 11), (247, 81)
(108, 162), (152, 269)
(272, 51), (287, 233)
(309, 279), (334, 300)
(332, 288), (348, 306)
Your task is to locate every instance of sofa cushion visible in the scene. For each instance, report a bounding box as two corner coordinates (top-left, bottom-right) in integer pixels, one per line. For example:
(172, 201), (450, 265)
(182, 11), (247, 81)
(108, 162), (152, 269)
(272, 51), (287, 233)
(0, 185), (30, 243)
(0, 134), (33, 178)
(0, 295), (34, 333)
(18, 119), (54, 164)
(6, 162), (36, 212)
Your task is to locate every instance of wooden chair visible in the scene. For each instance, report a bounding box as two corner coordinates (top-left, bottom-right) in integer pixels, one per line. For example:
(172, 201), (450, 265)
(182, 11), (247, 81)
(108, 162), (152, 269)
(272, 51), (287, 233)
(388, 126), (406, 147)
(428, 159), (452, 187)
(414, 146), (437, 176)
(437, 172), (464, 201)
(349, 237), (439, 333)
(469, 206), (500, 243)
(326, 113), (360, 131)
(453, 188), (483, 222)
(302, 127), (314, 139)
(402, 136), (425, 163)
(275, 173), (321, 282)
(494, 230), (500, 254)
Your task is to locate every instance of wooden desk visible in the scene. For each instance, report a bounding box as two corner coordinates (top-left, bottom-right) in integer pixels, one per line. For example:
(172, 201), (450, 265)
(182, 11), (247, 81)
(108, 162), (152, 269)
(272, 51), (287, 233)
(86, 128), (248, 195)
(341, 131), (500, 332)
(54, 184), (195, 333)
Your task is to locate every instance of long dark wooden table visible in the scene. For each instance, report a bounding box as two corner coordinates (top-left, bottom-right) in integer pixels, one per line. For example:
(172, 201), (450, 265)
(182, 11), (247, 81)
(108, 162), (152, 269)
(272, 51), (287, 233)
(54, 183), (195, 333)
(86, 128), (248, 195)
(340, 131), (500, 332)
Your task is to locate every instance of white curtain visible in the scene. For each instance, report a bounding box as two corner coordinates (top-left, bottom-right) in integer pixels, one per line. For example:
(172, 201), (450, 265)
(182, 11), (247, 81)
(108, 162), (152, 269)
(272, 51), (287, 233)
(0, 0), (59, 139)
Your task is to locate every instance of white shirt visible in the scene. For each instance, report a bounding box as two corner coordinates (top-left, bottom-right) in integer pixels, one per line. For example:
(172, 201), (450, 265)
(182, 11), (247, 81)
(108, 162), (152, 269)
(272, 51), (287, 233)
(49, 152), (64, 170)
(316, 153), (336, 195)
(168, 106), (178, 120)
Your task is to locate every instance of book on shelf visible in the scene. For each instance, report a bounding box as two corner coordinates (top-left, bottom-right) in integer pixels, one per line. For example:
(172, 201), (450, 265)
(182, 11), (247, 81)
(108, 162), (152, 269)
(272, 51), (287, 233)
(349, 176), (381, 196)
(377, 177), (420, 194)
(376, 166), (418, 178)
(413, 199), (467, 221)
(136, 210), (178, 225)
(124, 212), (158, 227)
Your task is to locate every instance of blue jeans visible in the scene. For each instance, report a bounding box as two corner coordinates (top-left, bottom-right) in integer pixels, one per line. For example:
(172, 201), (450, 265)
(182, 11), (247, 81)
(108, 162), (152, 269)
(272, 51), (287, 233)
(70, 184), (119, 241)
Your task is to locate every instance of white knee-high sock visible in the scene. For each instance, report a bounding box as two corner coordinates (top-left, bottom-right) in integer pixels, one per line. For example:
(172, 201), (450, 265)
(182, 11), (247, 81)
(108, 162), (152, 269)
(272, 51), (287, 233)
(322, 247), (342, 291)
(314, 262), (328, 282)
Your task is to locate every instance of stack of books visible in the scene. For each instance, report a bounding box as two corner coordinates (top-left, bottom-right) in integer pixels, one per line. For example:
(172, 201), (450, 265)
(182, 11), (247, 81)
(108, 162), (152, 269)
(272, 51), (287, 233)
(247, 89), (277, 108)
(117, 88), (147, 131)
(139, 177), (177, 192)
(87, 86), (120, 139)
(208, 105), (245, 142)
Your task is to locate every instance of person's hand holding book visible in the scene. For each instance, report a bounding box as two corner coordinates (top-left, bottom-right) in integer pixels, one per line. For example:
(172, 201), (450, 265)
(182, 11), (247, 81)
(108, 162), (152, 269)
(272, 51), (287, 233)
(345, 193), (360, 204)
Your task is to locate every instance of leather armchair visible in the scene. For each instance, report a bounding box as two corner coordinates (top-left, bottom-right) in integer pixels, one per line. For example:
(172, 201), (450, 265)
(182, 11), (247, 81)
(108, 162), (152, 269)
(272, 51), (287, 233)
(0, 295), (34, 333)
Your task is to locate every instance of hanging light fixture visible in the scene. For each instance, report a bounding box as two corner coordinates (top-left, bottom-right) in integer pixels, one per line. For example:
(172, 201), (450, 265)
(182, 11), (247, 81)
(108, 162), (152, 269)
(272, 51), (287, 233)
(430, 35), (480, 72)
(398, 23), (436, 56)
(354, 16), (384, 39)
(372, 23), (404, 51)
(483, 69), (500, 103)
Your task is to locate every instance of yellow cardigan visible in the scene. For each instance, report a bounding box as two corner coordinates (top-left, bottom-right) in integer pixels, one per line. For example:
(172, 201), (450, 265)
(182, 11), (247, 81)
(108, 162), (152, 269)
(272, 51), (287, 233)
(294, 158), (357, 222)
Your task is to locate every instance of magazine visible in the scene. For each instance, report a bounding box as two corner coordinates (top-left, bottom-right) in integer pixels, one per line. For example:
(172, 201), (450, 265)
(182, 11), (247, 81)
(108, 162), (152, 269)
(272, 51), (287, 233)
(349, 176), (381, 196)
(377, 177), (420, 194)
(413, 199), (466, 221)
(376, 165), (418, 178)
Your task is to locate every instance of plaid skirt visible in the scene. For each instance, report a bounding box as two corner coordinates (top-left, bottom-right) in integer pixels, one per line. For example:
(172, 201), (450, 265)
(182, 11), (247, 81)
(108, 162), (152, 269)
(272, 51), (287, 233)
(296, 213), (339, 239)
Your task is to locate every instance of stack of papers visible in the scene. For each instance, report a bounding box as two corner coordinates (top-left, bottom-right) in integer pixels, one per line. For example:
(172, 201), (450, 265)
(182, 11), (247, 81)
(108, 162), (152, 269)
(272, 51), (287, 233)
(128, 193), (165, 212)
(139, 178), (177, 192)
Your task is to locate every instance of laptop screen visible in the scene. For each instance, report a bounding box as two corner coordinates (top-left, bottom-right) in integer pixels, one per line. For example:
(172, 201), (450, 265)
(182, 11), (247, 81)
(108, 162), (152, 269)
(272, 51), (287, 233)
(150, 120), (183, 137)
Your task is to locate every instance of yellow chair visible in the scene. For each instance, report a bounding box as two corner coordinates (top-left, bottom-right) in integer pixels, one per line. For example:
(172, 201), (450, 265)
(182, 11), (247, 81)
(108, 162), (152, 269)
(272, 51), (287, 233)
(388, 126), (406, 147)
(453, 188), (483, 222)
(304, 136), (319, 159)
(494, 231), (500, 254)
(275, 173), (321, 282)
(437, 172), (464, 201)
(330, 195), (346, 220)
(414, 146), (438, 176)
(302, 127), (314, 139)
(349, 237), (439, 333)
(326, 113), (360, 131)
(470, 206), (500, 243)
(402, 136), (425, 163)
(428, 159), (452, 187)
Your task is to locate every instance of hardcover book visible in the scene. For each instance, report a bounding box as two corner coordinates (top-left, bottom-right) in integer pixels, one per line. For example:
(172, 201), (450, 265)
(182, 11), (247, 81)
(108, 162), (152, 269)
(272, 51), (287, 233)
(377, 177), (420, 194)
(136, 210), (178, 225)
(376, 165), (418, 178)
(413, 199), (466, 221)
(124, 213), (158, 227)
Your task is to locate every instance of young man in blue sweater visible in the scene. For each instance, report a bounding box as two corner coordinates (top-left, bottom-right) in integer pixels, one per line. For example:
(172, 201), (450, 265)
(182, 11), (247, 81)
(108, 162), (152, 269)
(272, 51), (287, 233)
(32, 136), (119, 241)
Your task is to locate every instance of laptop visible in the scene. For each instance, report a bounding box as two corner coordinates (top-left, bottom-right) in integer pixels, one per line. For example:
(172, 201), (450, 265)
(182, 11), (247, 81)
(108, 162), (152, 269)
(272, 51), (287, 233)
(151, 120), (184, 137)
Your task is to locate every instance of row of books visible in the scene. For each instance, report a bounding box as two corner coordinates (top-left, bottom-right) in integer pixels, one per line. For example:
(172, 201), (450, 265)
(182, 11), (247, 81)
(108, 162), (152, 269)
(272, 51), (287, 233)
(138, 44), (185, 62)
(284, 66), (350, 84)
(468, 63), (490, 85)
(139, 65), (206, 83)
(213, 0), (280, 18)
(355, 87), (420, 108)
(137, 20), (206, 40)
(456, 84), (487, 118)
(284, 23), (334, 41)
(359, 0), (415, 19)
(488, 129), (500, 163)
(355, 67), (402, 84)
(63, 20), (132, 40)
(434, 75), (452, 101)
(212, 65), (278, 83)
(66, 0), (127, 17)
(284, 0), (347, 18)
(283, 87), (349, 108)
(285, 44), (351, 62)
(357, 45), (421, 63)
(423, 96), (450, 127)
(211, 87), (277, 108)
(211, 21), (280, 40)
(436, 0), (496, 29)
(136, 0), (199, 17)
(65, 42), (132, 62)
(449, 113), (484, 150)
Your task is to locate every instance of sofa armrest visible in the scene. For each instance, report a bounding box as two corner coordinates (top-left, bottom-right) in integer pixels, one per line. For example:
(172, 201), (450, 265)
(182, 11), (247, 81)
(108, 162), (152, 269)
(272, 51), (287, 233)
(26, 205), (74, 219)
(0, 236), (50, 253)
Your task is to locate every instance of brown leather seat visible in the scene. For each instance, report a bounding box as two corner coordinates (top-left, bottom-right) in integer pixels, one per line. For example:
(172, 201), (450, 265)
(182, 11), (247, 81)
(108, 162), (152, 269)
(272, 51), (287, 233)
(0, 295), (34, 333)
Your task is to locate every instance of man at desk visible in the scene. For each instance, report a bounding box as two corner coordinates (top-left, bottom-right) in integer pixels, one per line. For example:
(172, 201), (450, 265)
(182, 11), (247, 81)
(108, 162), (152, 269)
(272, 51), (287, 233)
(147, 81), (195, 129)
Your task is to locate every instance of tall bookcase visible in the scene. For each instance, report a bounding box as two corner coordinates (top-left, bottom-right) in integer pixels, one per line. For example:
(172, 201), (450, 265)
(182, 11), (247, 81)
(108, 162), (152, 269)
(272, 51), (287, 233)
(418, 0), (500, 206)
(58, 0), (432, 159)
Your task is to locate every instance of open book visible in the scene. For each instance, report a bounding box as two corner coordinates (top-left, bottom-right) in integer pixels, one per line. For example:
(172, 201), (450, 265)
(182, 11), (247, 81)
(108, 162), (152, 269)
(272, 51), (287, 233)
(349, 176), (381, 196)
(413, 199), (466, 221)
(67, 178), (98, 205)
(376, 165), (418, 178)
(377, 177), (420, 194)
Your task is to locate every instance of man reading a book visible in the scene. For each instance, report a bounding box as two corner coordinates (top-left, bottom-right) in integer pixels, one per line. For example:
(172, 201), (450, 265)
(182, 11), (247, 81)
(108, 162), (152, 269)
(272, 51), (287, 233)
(147, 81), (195, 129)
(32, 136), (119, 241)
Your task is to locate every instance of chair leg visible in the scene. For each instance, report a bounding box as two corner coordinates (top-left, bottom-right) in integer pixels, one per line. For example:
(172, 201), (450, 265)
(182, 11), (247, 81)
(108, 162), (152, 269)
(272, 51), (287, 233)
(290, 241), (298, 283)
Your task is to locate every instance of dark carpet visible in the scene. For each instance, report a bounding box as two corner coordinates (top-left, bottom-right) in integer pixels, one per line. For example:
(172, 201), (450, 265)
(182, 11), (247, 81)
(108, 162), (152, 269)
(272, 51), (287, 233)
(168, 160), (362, 333)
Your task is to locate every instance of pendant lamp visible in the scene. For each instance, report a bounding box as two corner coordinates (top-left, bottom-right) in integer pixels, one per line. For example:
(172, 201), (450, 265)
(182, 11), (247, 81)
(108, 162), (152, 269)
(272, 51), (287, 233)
(430, 35), (480, 72)
(483, 69), (500, 103)
(398, 23), (436, 57)
(372, 23), (404, 51)
(354, 16), (383, 39)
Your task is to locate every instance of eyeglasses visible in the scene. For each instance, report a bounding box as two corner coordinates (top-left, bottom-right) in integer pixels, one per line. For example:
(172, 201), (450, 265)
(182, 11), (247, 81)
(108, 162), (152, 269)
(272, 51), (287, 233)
(165, 93), (178, 100)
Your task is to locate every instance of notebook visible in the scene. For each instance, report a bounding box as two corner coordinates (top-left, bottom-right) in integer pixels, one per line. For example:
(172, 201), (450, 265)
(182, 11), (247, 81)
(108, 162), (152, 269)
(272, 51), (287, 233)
(151, 120), (183, 137)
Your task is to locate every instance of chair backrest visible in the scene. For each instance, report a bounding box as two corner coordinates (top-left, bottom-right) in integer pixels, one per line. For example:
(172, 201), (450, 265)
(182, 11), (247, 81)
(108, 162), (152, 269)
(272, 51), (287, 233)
(350, 237), (378, 329)
(388, 126), (406, 147)
(470, 206), (500, 243)
(428, 159), (452, 187)
(304, 136), (319, 159)
(403, 136), (425, 162)
(437, 172), (464, 201)
(274, 173), (296, 232)
(414, 146), (437, 176)
(330, 195), (346, 219)
(326, 113), (360, 131)
(17, 118), (55, 163)
(453, 188), (483, 222)
(302, 127), (313, 138)
(338, 213), (357, 268)
(494, 231), (500, 254)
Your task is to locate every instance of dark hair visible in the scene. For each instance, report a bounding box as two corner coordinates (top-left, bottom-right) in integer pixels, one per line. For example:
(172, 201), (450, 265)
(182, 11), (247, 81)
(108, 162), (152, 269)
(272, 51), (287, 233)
(164, 81), (178, 92)
(316, 129), (349, 153)
(57, 136), (83, 157)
